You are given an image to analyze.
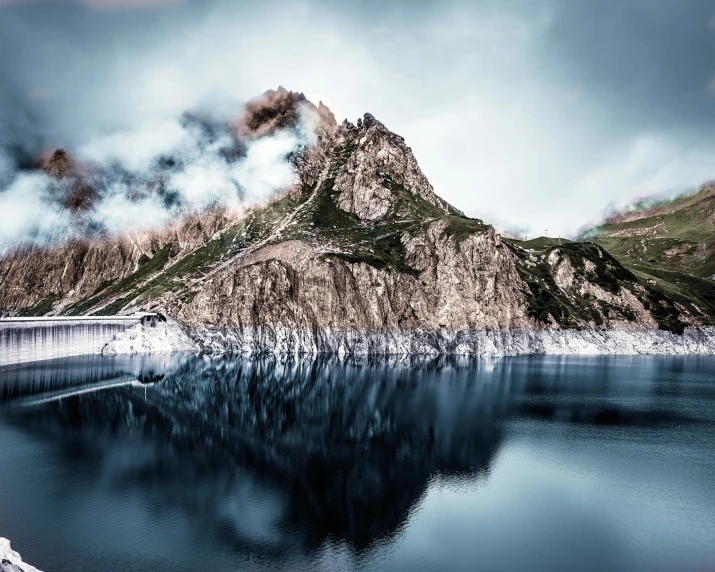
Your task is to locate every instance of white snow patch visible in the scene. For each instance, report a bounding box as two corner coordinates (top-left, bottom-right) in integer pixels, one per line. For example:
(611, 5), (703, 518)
(0, 538), (42, 572)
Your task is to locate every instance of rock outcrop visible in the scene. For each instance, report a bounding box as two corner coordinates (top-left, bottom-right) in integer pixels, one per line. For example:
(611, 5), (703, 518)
(101, 316), (197, 355)
(2, 89), (715, 356)
(42, 149), (98, 212)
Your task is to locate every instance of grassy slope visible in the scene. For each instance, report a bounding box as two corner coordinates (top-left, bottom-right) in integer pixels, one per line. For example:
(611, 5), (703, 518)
(505, 237), (572, 252)
(586, 186), (715, 277)
(580, 186), (715, 323)
(58, 193), (300, 315)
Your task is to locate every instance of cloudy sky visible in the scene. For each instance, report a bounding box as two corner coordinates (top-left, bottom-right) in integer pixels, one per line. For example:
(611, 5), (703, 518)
(2, 0), (715, 237)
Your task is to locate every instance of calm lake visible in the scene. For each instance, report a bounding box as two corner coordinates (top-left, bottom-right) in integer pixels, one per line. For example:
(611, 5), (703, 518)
(0, 354), (714, 572)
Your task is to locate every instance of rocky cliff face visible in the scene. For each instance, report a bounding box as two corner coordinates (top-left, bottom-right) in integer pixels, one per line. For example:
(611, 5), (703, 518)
(1, 89), (713, 355)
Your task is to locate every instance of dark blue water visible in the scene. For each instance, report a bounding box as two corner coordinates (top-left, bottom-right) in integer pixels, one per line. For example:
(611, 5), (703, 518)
(0, 354), (714, 572)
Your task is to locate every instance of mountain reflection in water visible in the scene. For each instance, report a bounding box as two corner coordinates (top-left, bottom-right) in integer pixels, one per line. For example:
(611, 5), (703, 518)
(1, 354), (714, 572)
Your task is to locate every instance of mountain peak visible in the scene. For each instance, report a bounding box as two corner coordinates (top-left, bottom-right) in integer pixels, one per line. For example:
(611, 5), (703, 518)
(235, 87), (339, 141)
(41, 148), (98, 212)
(43, 148), (75, 179)
(324, 111), (453, 221)
(236, 88), (310, 137)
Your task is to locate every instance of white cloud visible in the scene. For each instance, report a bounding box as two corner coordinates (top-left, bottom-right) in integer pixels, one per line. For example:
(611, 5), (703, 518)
(3, 0), (713, 240)
(0, 104), (311, 246)
(568, 134), (715, 230)
(91, 185), (172, 234)
(231, 131), (299, 202)
(78, 119), (190, 172)
(170, 157), (239, 209)
(0, 173), (69, 249)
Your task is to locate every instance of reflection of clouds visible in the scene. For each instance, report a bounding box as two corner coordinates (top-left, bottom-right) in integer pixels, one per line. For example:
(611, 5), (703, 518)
(9, 354), (515, 554)
(219, 476), (287, 546)
(5, 354), (715, 567)
(373, 448), (631, 572)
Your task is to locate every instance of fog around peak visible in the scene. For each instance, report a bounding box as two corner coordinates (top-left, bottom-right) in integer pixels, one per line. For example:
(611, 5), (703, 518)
(2, 0), (715, 238)
(0, 87), (321, 249)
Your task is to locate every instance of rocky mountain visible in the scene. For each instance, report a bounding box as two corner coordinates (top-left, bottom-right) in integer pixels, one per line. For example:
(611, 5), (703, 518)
(1, 88), (714, 355)
(41, 148), (98, 212)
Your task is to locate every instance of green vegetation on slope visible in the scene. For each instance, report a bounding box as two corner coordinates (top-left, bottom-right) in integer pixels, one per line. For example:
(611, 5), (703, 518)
(61, 194), (302, 315)
(578, 184), (715, 327)
(17, 293), (62, 316)
(585, 185), (715, 279)
(64, 243), (175, 315)
(508, 241), (690, 333)
(132, 193), (301, 307)
(505, 236), (573, 252)
(273, 139), (488, 274)
(509, 242), (637, 328)
(280, 141), (420, 275)
(378, 172), (488, 246)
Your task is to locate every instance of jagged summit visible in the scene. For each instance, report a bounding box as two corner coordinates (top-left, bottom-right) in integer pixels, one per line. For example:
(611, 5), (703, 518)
(41, 148), (98, 212)
(330, 111), (457, 221)
(235, 86), (339, 142)
(42, 148), (75, 179)
(237, 87), (311, 137)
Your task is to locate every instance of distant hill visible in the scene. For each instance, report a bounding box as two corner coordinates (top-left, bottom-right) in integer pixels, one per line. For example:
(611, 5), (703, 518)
(582, 184), (715, 320)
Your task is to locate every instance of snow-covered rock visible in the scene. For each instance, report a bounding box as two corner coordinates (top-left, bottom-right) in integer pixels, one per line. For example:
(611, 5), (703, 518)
(0, 538), (41, 572)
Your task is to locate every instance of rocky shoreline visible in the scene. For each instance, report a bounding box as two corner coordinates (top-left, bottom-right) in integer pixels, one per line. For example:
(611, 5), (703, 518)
(0, 538), (41, 572)
(4, 318), (715, 367)
(102, 321), (715, 358)
(186, 324), (715, 357)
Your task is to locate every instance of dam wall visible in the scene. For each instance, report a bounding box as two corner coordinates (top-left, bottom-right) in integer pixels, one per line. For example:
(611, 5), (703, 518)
(0, 315), (157, 367)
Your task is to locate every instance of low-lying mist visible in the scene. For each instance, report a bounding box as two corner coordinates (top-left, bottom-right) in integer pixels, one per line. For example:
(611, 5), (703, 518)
(0, 90), (318, 252)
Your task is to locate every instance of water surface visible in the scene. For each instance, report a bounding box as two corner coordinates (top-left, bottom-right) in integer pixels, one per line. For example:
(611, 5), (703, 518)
(0, 354), (714, 571)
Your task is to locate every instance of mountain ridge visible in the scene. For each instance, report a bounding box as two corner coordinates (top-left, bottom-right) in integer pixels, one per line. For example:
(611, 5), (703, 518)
(2, 88), (715, 355)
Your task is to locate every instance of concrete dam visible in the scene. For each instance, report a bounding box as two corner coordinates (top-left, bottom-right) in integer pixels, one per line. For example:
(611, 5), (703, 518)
(0, 314), (158, 367)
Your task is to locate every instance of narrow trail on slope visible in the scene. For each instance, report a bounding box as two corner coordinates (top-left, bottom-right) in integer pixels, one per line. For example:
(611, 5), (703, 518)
(83, 141), (349, 314)
(193, 148), (340, 285)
